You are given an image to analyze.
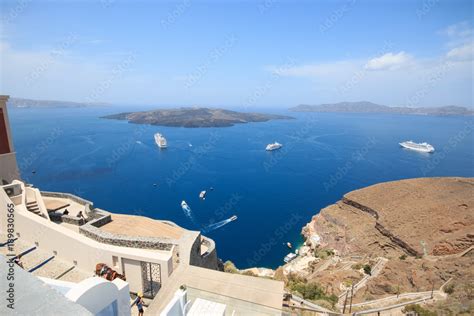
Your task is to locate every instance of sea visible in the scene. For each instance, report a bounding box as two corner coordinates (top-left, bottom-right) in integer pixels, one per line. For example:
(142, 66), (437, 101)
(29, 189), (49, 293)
(8, 106), (474, 269)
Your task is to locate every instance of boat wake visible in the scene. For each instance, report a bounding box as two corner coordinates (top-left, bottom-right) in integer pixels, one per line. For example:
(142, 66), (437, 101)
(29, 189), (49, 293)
(181, 201), (199, 225)
(202, 215), (237, 233)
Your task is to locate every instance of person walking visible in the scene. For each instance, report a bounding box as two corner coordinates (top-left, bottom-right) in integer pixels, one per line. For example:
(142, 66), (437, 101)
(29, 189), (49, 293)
(131, 292), (144, 316)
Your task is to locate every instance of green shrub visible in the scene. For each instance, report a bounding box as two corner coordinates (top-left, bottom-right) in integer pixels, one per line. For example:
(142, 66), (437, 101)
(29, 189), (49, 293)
(351, 263), (363, 270)
(402, 304), (437, 316)
(223, 260), (238, 274)
(363, 264), (372, 275)
(314, 248), (335, 259)
(444, 283), (455, 295)
(287, 276), (337, 307)
(399, 254), (407, 260)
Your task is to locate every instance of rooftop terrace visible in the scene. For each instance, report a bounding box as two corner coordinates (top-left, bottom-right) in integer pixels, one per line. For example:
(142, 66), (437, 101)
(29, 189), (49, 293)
(100, 214), (184, 240)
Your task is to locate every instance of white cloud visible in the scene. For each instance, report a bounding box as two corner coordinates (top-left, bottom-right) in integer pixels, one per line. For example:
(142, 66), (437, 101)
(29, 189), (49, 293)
(364, 51), (413, 71)
(440, 21), (474, 62)
(265, 40), (471, 107)
(440, 21), (473, 40)
(446, 41), (474, 61)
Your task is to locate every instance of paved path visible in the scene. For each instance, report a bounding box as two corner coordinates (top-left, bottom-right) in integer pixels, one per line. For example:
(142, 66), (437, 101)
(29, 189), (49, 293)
(290, 293), (340, 315)
(338, 257), (388, 306)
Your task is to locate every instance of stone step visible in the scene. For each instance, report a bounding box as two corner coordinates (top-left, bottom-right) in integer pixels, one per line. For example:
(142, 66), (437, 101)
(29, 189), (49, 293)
(31, 257), (75, 279)
(0, 242), (33, 257)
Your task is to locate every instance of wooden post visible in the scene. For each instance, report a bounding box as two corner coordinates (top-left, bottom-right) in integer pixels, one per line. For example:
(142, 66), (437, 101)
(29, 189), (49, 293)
(349, 284), (354, 313)
(342, 290), (349, 314)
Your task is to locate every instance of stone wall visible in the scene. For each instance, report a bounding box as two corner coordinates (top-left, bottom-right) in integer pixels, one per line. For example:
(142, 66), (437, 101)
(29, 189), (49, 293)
(40, 191), (93, 215)
(79, 214), (177, 251)
(189, 234), (219, 270)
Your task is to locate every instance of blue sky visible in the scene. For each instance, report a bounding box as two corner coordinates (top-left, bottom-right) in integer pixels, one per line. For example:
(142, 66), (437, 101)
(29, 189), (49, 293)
(0, 0), (472, 107)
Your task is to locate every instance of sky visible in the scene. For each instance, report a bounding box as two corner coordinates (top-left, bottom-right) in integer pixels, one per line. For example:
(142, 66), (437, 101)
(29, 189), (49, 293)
(0, 0), (473, 108)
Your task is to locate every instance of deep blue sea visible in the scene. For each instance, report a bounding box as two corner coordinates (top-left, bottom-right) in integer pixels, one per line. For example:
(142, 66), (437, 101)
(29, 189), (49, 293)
(8, 106), (474, 268)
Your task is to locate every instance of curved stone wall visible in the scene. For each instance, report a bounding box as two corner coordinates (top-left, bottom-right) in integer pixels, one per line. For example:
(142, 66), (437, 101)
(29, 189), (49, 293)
(79, 213), (178, 251)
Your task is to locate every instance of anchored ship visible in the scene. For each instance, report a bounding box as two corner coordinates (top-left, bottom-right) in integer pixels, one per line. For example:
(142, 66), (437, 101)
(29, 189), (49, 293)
(154, 133), (168, 148)
(266, 142), (283, 151)
(199, 190), (207, 200)
(399, 141), (434, 153)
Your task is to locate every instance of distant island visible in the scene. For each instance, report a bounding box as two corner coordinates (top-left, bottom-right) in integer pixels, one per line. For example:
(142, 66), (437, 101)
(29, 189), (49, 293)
(7, 97), (108, 108)
(102, 107), (294, 128)
(290, 101), (474, 116)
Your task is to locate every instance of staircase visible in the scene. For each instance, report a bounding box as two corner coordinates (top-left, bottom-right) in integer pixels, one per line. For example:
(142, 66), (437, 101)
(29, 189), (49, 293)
(26, 201), (42, 216)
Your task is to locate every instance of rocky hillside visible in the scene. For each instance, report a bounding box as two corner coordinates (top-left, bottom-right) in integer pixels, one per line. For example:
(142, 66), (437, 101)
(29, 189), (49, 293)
(278, 177), (473, 314)
(305, 177), (474, 258)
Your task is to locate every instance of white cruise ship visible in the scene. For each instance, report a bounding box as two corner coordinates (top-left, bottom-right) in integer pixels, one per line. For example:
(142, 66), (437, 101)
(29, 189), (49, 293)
(266, 142), (283, 151)
(154, 133), (167, 148)
(399, 141), (435, 153)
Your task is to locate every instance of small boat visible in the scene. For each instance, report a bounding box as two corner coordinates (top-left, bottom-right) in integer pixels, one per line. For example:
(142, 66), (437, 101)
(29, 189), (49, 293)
(199, 190), (207, 200)
(284, 253), (297, 263)
(230, 215), (238, 221)
(266, 142), (283, 151)
(181, 201), (189, 209)
(210, 187), (214, 191)
(286, 242), (292, 249)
